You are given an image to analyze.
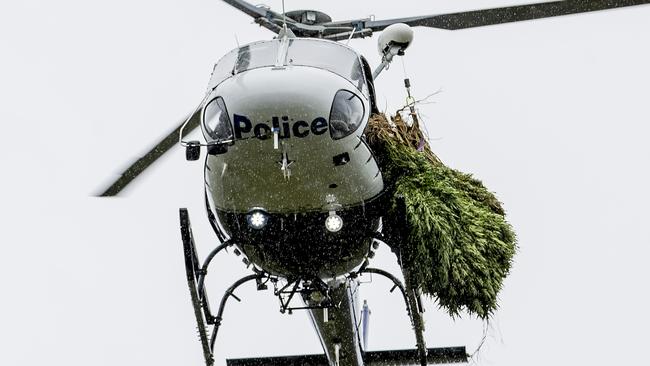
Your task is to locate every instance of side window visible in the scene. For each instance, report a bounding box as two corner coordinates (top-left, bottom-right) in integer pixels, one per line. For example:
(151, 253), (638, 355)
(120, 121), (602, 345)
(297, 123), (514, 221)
(349, 56), (367, 97)
(203, 97), (233, 141)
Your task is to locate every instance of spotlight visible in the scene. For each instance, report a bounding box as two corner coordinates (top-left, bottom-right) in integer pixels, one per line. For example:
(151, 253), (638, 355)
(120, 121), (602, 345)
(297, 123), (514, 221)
(247, 209), (268, 230)
(325, 212), (343, 233)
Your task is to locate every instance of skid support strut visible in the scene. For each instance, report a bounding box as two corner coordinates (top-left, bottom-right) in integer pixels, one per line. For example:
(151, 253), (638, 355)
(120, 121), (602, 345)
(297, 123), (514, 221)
(360, 268), (428, 366)
(209, 274), (264, 351)
(180, 208), (265, 366)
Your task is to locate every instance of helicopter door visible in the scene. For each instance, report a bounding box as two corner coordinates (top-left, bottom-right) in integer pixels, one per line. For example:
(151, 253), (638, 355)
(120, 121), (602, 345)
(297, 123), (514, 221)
(360, 56), (379, 115)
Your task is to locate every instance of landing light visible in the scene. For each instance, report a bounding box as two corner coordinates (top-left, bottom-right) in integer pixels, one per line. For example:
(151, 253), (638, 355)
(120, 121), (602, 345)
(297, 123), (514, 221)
(247, 210), (268, 230)
(325, 212), (343, 233)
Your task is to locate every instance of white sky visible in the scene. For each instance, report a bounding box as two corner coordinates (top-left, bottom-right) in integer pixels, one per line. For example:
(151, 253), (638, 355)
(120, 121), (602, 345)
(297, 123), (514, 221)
(1, 1), (650, 365)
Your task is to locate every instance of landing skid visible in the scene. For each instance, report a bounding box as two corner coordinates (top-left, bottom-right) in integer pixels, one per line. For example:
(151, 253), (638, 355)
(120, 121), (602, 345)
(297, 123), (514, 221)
(180, 208), (467, 366)
(228, 347), (467, 366)
(180, 208), (214, 366)
(181, 208), (266, 366)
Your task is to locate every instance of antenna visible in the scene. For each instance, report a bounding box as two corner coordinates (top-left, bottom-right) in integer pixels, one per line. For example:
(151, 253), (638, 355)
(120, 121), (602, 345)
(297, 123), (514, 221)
(281, 0), (287, 29)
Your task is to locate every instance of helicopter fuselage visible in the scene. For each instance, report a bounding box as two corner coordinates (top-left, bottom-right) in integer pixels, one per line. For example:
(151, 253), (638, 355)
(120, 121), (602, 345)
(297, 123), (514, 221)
(201, 39), (384, 280)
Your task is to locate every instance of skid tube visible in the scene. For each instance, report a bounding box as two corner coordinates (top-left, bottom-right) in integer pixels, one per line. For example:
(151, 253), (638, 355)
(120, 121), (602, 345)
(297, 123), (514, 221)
(180, 208), (214, 365)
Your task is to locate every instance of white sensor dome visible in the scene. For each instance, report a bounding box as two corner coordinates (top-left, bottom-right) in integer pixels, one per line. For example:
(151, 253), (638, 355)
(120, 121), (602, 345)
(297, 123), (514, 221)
(377, 23), (414, 54)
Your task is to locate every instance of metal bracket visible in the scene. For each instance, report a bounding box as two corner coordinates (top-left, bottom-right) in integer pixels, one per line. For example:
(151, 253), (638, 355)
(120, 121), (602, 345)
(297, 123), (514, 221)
(276, 278), (333, 314)
(373, 44), (405, 80)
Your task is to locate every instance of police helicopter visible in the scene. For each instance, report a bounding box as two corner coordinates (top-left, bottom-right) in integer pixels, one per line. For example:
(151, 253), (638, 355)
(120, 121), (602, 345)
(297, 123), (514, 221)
(99, 1), (650, 365)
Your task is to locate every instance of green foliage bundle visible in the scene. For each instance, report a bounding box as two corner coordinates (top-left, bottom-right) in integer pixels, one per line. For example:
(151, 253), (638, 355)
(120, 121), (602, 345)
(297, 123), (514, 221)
(366, 113), (516, 319)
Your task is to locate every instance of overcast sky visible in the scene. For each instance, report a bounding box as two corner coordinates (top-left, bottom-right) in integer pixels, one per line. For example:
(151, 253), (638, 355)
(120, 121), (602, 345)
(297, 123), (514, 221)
(1, 1), (650, 365)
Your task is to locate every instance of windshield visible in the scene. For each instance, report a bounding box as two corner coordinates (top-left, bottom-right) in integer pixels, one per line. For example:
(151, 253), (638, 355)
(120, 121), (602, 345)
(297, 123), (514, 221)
(207, 39), (366, 94)
(207, 40), (280, 90)
(287, 39), (366, 94)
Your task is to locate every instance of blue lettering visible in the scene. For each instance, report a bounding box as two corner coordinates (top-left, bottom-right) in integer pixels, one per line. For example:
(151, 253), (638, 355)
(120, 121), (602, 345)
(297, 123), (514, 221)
(233, 114), (252, 139)
(232, 115), (329, 140)
(311, 117), (328, 136)
(292, 121), (310, 138)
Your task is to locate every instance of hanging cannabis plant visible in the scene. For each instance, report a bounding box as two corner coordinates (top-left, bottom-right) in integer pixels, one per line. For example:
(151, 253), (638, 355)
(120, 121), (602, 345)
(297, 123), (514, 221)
(366, 113), (516, 319)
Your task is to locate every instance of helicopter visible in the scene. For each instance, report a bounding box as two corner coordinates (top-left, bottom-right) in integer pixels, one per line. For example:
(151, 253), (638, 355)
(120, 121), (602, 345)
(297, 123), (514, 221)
(98, 1), (650, 366)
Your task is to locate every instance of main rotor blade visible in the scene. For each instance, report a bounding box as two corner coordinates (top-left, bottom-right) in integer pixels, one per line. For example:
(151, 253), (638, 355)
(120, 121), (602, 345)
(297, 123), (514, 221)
(362, 0), (650, 31)
(222, 0), (269, 19)
(221, 0), (286, 34)
(98, 112), (200, 197)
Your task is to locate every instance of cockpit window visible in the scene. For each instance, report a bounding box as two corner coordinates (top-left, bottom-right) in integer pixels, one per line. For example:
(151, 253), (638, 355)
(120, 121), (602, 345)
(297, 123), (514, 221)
(207, 41), (280, 90)
(286, 39), (367, 95)
(203, 97), (233, 141)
